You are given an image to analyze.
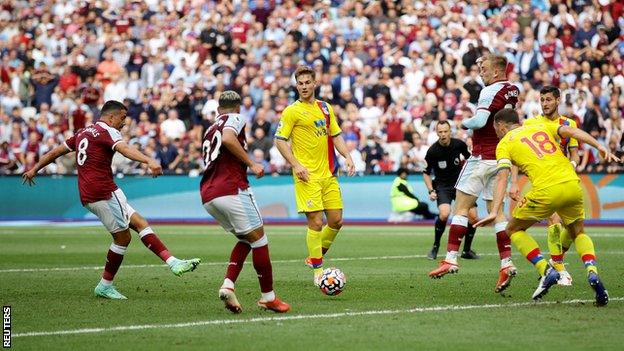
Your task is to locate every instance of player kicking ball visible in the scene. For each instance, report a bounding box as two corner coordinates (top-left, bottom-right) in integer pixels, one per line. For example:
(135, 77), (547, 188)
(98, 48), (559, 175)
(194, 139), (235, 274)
(475, 108), (616, 306)
(22, 100), (200, 300)
(200, 91), (289, 313)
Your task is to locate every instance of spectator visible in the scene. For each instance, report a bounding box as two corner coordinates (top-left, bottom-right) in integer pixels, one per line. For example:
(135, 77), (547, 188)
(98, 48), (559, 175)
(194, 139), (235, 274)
(160, 110), (186, 140)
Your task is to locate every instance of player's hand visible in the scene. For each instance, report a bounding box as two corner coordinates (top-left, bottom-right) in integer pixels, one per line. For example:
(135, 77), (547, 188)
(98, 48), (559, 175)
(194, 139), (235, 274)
(508, 183), (520, 201)
(147, 160), (163, 177)
(474, 213), (497, 228)
(345, 157), (355, 176)
(250, 163), (265, 179)
(22, 169), (37, 186)
(293, 163), (310, 182)
(598, 145), (621, 163)
(429, 191), (437, 201)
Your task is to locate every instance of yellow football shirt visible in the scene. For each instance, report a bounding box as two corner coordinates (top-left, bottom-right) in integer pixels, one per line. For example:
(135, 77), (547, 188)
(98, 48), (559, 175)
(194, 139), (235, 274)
(523, 114), (578, 155)
(275, 99), (342, 180)
(496, 123), (579, 191)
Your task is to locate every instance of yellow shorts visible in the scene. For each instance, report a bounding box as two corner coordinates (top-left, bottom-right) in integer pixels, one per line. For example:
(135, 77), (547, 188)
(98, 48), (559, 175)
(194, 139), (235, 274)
(513, 180), (585, 225)
(294, 177), (343, 213)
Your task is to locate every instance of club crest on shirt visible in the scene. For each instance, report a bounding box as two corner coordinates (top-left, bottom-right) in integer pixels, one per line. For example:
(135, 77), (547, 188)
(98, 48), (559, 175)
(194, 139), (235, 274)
(319, 103), (329, 115)
(454, 158), (460, 165)
(438, 161), (447, 169)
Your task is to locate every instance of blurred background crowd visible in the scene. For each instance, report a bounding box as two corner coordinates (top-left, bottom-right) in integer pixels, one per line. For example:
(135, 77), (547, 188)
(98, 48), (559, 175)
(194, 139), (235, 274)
(1, 0), (623, 177)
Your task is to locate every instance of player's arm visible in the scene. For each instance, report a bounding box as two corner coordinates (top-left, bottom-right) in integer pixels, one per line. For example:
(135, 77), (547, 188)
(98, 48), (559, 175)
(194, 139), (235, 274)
(569, 147), (580, 169)
(274, 138), (309, 182)
(460, 109), (490, 130)
(274, 108), (309, 181)
(509, 165), (520, 201)
(475, 167), (510, 227)
(557, 126), (620, 163)
(221, 128), (264, 178)
(22, 144), (71, 186)
(114, 142), (163, 177)
(332, 134), (355, 176)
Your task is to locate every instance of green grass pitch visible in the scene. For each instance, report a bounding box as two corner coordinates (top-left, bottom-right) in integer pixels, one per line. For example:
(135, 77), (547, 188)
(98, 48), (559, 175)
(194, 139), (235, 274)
(1, 225), (622, 351)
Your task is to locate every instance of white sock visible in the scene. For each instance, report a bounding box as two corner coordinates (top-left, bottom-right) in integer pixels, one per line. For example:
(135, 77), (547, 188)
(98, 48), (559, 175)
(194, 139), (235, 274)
(100, 278), (113, 286)
(501, 257), (513, 268)
(261, 291), (276, 302)
(445, 251), (459, 263)
(165, 256), (177, 266)
(221, 278), (235, 290)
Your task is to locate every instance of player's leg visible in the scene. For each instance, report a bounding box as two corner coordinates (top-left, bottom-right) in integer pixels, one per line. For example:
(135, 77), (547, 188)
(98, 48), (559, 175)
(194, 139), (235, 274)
(204, 196), (248, 313)
(242, 227), (290, 313)
(305, 210), (325, 284)
(428, 190), (477, 278)
(94, 229), (131, 299)
(86, 197), (132, 299)
(128, 210), (200, 276)
(487, 200), (517, 293)
(322, 208), (342, 255)
(319, 177), (344, 255)
(295, 179), (325, 281)
(505, 217), (560, 299)
(546, 212), (573, 285)
(558, 185), (608, 306)
(428, 203), (450, 260)
(462, 206), (480, 259)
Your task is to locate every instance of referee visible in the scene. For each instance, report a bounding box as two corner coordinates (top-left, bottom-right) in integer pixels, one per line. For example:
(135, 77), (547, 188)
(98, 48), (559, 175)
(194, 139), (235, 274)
(423, 120), (479, 260)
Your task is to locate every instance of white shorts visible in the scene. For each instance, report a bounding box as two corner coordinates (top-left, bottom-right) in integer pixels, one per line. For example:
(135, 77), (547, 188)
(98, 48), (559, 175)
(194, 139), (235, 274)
(203, 188), (263, 236)
(455, 157), (498, 201)
(85, 189), (136, 233)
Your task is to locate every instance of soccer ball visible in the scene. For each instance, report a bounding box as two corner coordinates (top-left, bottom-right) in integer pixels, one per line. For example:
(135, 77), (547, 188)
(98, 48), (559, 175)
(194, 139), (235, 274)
(318, 267), (346, 296)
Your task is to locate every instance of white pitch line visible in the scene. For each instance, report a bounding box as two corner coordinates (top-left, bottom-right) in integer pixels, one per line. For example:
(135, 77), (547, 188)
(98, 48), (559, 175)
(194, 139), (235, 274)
(3, 251), (624, 274)
(4, 251), (624, 274)
(0, 254), (463, 273)
(13, 297), (623, 339)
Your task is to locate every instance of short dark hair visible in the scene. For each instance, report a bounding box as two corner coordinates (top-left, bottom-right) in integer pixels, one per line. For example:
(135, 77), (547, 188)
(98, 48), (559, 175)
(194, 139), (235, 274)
(494, 108), (520, 125)
(540, 85), (560, 98)
(397, 167), (409, 176)
(218, 90), (242, 109)
(100, 100), (127, 116)
(436, 120), (451, 130)
(294, 65), (316, 81)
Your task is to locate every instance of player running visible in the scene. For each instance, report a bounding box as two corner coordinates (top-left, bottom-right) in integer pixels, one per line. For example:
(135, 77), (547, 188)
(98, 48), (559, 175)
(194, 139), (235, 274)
(200, 91), (290, 313)
(429, 54), (519, 293)
(22, 100), (200, 300)
(476, 108), (616, 305)
(274, 65), (355, 286)
(523, 86), (581, 286)
(423, 120), (479, 260)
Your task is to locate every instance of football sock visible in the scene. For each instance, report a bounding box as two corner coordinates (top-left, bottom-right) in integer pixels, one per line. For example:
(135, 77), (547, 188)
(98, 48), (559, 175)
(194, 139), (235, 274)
(560, 226), (573, 254)
(433, 217), (446, 247)
(445, 215), (468, 262)
(321, 225), (340, 255)
(139, 227), (171, 262)
(261, 291), (276, 302)
(306, 228), (323, 268)
(510, 230), (548, 275)
(225, 241), (251, 283)
(102, 243), (126, 281)
(495, 222), (512, 261)
(574, 233), (598, 274)
(463, 222), (476, 252)
(547, 223), (567, 271)
(251, 236), (273, 293)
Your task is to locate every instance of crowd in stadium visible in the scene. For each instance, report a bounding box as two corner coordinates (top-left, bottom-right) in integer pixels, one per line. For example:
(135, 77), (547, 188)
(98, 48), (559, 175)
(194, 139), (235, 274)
(1, 0), (623, 177)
